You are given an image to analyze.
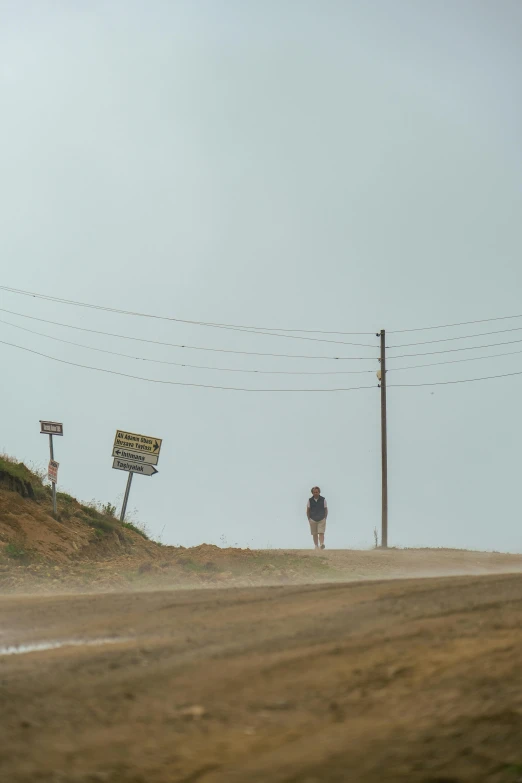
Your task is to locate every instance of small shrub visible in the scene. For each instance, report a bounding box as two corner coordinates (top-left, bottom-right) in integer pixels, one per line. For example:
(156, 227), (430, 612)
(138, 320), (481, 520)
(84, 514), (117, 535)
(85, 500), (118, 518)
(57, 492), (76, 505)
(121, 521), (149, 540)
(81, 505), (100, 520)
(82, 499), (149, 539)
(57, 494), (76, 522)
(5, 542), (28, 560)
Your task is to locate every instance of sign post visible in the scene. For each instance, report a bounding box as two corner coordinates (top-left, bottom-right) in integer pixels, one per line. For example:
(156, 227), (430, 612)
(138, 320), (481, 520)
(111, 429), (162, 522)
(120, 472), (134, 523)
(40, 421), (63, 519)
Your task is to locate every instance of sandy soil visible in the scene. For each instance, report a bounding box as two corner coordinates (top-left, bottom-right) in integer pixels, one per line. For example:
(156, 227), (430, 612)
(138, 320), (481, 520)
(3, 545), (522, 594)
(1, 563), (522, 782)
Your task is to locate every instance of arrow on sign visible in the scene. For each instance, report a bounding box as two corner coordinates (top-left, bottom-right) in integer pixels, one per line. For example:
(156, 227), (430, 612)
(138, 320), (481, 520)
(113, 430), (162, 456)
(112, 458), (159, 476)
(112, 447), (159, 466)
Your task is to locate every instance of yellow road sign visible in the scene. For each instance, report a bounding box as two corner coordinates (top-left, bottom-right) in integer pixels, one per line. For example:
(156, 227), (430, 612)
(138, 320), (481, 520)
(113, 430), (162, 457)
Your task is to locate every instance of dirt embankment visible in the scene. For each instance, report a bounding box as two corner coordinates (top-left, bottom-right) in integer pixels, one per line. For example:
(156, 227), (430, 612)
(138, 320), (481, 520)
(2, 456), (522, 593)
(0, 459), (332, 591)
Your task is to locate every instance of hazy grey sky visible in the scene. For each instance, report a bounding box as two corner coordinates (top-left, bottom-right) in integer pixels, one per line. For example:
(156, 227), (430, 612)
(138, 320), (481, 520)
(1, 1), (521, 551)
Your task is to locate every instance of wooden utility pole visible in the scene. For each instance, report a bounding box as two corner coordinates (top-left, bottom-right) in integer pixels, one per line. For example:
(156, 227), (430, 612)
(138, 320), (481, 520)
(380, 329), (388, 548)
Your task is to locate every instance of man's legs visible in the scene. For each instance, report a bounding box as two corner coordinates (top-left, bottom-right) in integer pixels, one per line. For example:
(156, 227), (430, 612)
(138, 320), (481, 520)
(318, 519), (326, 550)
(309, 520), (319, 549)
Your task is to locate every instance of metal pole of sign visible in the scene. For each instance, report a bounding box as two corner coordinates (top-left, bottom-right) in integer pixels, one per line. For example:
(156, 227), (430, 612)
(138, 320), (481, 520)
(49, 434), (57, 519)
(379, 329), (388, 549)
(120, 472), (134, 522)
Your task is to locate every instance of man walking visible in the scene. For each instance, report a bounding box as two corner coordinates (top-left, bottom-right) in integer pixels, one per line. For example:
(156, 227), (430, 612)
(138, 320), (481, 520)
(307, 486), (328, 550)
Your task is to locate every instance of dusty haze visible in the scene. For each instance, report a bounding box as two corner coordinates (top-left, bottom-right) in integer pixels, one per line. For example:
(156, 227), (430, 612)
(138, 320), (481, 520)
(1, 1), (521, 551)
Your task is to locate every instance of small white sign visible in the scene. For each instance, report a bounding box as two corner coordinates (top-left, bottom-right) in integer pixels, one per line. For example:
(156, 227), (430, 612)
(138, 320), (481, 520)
(48, 460), (59, 483)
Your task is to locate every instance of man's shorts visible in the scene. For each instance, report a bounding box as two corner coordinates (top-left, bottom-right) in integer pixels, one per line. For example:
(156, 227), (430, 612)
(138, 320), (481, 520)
(309, 518), (326, 535)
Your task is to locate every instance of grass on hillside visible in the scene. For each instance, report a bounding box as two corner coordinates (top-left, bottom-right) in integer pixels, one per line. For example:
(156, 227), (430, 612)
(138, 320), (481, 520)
(0, 454), (150, 542)
(0, 454), (49, 500)
(57, 493), (150, 541)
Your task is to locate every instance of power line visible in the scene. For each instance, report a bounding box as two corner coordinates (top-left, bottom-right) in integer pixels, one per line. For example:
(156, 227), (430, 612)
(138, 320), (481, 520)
(388, 312), (522, 334)
(388, 337), (522, 360)
(4, 296), (522, 366)
(3, 315), (522, 377)
(387, 325), (522, 348)
(0, 318), (376, 375)
(389, 347), (522, 373)
(389, 370), (522, 388)
(0, 285), (377, 341)
(0, 338), (378, 392)
(2, 335), (522, 392)
(4, 284), (522, 340)
(0, 307), (376, 361)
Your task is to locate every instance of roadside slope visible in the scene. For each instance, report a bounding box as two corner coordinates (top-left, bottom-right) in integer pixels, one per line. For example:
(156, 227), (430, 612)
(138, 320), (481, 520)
(2, 455), (522, 593)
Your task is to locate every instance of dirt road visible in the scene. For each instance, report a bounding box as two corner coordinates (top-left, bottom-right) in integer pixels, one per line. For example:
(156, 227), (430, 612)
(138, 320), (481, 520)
(1, 571), (522, 782)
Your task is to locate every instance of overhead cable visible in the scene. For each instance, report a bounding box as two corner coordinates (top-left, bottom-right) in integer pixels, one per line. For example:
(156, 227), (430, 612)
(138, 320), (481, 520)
(388, 337), (522, 360)
(0, 339), (378, 392)
(0, 285), (377, 341)
(4, 284), (522, 341)
(0, 318), (376, 375)
(3, 317), (522, 376)
(0, 308), (375, 361)
(387, 325), (522, 348)
(389, 371), (522, 388)
(388, 313), (522, 334)
(389, 347), (522, 373)
(2, 337), (522, 392)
